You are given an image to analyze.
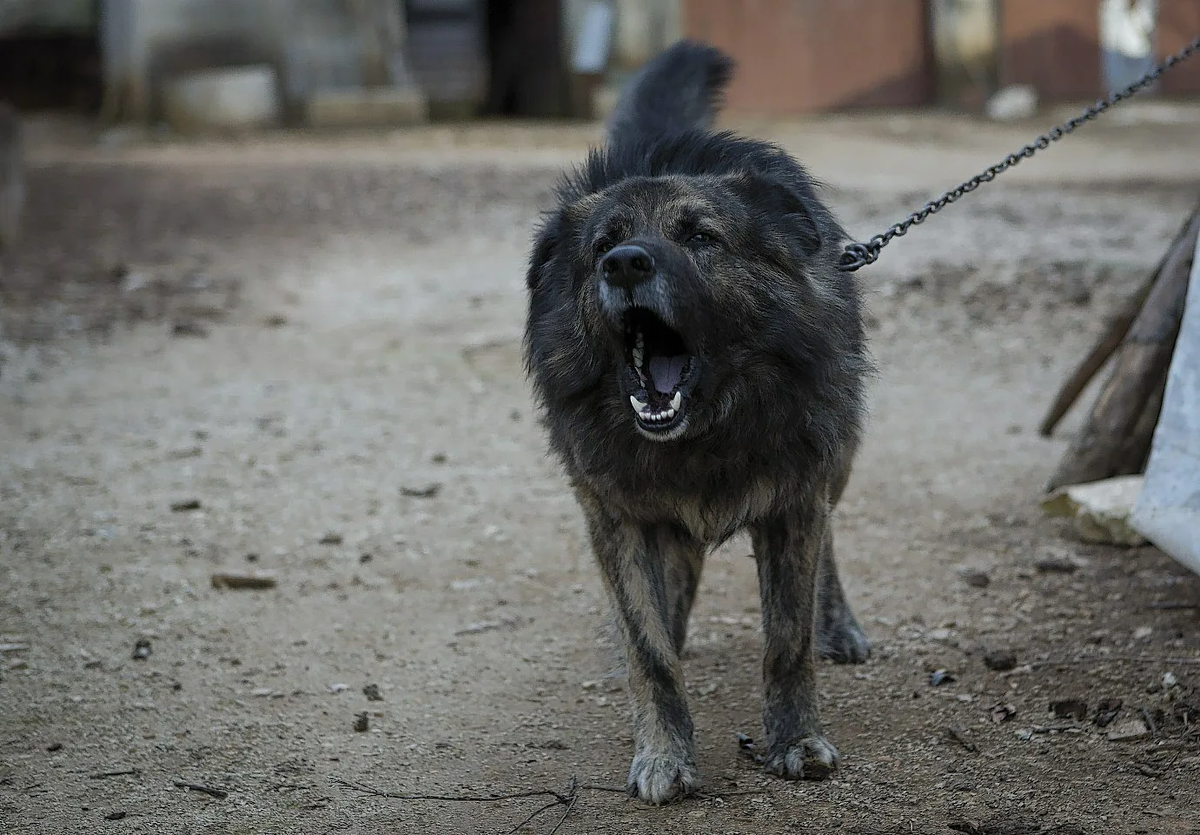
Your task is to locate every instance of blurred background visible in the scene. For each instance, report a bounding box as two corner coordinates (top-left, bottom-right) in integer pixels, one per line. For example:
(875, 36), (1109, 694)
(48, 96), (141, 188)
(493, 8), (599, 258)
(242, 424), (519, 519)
(0, 0), (1197, 127)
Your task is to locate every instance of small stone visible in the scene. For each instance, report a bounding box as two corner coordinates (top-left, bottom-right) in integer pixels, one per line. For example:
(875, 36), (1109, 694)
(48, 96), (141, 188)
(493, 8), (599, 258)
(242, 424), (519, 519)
(1133, 625), (1153, 640)
(929, 669), (955, 687)
(400, 483), (442, 499)
(132, 638), (152, 661)
(1162, 671), (1178, 689)
(166, 446), (203, 460)
(171, 319), (209, 338)
(251, 688), (273, 698)
(1049, 698), (1088, 721)
(353, 712), (369, 732)
(989, 702), (1017, 724)
(1107, 717), (1150, 742)
(329, 683), (350, 694)
(211, 570), (277, 591)
(958, 568), (990, 589)
(318, 531), (344, 546)
(170, 498), (202, 512)
(363, 683), (383, 702)
(985, 85), (1038, 121)
(47, 742), (63, 752)
(1093, 698), (1123, 728)
(105, 811), (127, 821)
(983, 649), (1018, 672)
(1034, 554), (1079, 574)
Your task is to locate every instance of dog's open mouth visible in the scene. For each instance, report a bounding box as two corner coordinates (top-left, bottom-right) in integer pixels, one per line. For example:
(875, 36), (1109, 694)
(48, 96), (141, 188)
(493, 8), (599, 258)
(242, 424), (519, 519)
(624, 307), (696, 435)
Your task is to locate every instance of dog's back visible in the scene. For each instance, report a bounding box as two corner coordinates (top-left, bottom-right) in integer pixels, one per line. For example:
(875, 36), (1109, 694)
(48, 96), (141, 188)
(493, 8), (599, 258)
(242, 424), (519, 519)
(0, 101), (25, 250)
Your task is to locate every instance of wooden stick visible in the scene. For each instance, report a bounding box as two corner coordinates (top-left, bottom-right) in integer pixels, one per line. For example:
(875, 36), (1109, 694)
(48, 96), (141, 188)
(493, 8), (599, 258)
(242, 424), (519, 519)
(1040, 204), (1200, 437)
(1045, 203), (1200, 492)
(1038, 278), (1155, 436)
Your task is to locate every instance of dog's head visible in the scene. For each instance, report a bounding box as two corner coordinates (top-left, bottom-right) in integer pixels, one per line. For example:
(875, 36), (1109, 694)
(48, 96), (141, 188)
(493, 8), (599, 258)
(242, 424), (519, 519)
(525, 133), (861, 445)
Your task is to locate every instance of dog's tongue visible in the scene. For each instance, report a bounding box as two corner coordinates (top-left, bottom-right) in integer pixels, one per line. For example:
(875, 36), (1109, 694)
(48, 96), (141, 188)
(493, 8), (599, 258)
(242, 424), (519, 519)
(648, 355), (687, 394)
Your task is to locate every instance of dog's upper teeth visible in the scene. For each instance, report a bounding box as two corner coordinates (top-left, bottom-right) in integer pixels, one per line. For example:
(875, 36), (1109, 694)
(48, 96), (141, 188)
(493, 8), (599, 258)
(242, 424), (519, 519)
(669, 391), (682, 410)
(636, 330), (644, 351)
(630, 395), (648, 412)
(633, 347), (644, 367)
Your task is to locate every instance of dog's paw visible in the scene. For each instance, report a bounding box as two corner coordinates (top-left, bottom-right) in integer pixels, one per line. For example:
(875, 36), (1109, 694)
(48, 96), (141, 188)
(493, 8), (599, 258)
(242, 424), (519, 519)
(763, 735), (840, 782)
(818, 613), (871, 665)
(626, 750), (700, 805)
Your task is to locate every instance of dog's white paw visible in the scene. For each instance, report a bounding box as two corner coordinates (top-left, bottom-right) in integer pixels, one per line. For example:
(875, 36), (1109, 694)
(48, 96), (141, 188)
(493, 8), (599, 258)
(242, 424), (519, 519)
(626, 749), (700, 805)
(763, 735), (840, 781)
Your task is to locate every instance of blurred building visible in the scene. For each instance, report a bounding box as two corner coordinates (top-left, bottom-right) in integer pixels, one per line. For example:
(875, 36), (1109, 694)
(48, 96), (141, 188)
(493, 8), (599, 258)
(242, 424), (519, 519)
(0, 1), (1197, 125)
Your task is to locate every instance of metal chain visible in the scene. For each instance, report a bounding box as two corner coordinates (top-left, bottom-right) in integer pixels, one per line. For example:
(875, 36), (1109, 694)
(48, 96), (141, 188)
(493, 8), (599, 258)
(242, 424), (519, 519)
(837, 36), (1200, 272)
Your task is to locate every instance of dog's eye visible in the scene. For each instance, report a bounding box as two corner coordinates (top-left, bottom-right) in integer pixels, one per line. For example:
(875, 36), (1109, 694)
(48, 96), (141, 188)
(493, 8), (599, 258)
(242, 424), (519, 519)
(594, 240), (615, 256)
(688, 231), (717, 246)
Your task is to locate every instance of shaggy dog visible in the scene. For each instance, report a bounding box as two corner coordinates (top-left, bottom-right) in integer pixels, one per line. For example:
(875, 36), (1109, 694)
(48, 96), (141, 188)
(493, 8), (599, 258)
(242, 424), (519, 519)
(523, 40), (872, 805)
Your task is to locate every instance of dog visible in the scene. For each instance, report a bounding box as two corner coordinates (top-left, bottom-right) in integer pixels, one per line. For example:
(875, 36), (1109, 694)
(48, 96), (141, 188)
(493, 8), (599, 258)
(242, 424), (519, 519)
(0, 101), (23, 251)
(522, 40), (872, 805)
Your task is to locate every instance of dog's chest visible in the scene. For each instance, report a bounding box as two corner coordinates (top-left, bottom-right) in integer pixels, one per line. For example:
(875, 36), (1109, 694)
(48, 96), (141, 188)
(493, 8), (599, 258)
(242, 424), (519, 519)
(636, 477), (781, 544)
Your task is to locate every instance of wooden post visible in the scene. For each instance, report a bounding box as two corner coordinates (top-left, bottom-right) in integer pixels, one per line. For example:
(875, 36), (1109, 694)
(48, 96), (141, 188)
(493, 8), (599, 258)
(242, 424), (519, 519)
(1045, 202), (1200, 492)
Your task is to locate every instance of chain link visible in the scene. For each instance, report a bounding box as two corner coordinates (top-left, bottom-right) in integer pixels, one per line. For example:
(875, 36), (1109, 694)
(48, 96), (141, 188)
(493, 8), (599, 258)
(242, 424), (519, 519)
(837, 36), (1200, 272)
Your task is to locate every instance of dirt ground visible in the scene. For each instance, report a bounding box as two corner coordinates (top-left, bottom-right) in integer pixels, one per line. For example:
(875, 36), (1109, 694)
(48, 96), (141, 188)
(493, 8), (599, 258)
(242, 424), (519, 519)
(3, 107), (1200, 835)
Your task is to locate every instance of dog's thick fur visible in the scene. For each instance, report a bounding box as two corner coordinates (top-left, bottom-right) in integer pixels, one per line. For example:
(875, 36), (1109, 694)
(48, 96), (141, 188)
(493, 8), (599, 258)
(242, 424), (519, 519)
(523, 41), (872, 805)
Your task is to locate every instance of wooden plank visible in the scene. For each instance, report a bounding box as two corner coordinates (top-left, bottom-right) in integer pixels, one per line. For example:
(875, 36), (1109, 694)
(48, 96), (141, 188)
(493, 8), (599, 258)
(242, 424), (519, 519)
(683, 0), (934, 115)
(1158, 0), (1200, 95)
(999, 0), (1102, 101)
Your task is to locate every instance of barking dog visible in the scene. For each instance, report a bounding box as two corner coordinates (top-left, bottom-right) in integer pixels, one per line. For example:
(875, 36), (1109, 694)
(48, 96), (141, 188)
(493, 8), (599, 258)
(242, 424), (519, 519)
(523, 41), (872, 805)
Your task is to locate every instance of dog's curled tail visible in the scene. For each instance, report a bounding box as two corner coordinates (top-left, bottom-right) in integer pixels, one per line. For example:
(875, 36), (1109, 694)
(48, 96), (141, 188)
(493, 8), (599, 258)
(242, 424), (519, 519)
(606, 39), (734, 147)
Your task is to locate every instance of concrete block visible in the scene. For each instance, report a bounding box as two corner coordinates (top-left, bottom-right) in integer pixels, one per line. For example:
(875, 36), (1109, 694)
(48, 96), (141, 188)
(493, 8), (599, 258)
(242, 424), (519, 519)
(162, 65), (282, 133)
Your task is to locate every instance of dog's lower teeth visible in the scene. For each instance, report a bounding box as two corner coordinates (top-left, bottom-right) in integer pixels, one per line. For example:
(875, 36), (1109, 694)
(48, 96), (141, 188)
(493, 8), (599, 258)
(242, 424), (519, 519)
(670, 391), (682, 410)
(630, 395), (648, 412)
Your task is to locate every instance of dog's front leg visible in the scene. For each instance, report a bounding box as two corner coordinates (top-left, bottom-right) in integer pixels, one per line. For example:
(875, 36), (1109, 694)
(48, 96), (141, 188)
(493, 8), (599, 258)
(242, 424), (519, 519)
(581, 498), (698, 805)
(751, 499), (840, 781)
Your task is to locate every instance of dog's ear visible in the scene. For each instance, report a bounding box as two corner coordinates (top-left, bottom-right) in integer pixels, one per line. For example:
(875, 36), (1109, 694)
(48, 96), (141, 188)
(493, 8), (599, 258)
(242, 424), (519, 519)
(774, 183), (823, 258)
(734, 173), (823, 258)
(526, 210), (565, 292)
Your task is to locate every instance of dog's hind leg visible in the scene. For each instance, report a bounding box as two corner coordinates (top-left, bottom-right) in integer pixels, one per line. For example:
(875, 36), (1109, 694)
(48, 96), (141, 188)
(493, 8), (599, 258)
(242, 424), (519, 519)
(580, 495), (699, 805)
(816, 531), (871, 664)
(751, 500), (840, 782)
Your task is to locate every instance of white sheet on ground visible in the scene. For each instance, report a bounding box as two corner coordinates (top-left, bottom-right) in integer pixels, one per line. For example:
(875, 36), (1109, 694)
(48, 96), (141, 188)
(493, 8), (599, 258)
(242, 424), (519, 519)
(1131, 223), (1200, 574)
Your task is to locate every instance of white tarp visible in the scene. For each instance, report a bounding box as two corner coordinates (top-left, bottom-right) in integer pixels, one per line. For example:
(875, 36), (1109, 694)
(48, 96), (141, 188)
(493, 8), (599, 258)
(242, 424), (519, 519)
(1132, 224), (1200, 574)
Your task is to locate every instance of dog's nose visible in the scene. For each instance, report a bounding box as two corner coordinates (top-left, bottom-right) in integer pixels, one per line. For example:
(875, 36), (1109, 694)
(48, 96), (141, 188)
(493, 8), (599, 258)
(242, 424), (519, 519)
(600, 245), (655, 288)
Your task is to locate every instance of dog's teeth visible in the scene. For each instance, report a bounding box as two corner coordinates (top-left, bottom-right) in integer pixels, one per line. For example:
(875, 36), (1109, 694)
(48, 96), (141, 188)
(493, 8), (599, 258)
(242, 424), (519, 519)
(669, 391), (682, 410)
(665, 408), (676, 419)
(636, 330), (644, 350)
(630, 395), (648, 412)
(633, 347), (644, 367)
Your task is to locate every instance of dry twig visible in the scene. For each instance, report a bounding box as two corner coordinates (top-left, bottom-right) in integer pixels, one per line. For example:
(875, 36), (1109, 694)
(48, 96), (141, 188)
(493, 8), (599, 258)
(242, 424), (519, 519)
(174, 781), (229, 799)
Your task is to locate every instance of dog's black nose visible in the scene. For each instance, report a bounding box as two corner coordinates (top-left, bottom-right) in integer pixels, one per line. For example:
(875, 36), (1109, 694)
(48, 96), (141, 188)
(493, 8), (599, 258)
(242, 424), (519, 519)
(600, 245), (655, 288)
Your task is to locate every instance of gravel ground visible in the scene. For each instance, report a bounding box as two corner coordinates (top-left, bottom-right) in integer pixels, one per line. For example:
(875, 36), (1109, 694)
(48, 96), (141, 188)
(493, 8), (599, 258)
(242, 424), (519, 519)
(1, 111), (1200, 835)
